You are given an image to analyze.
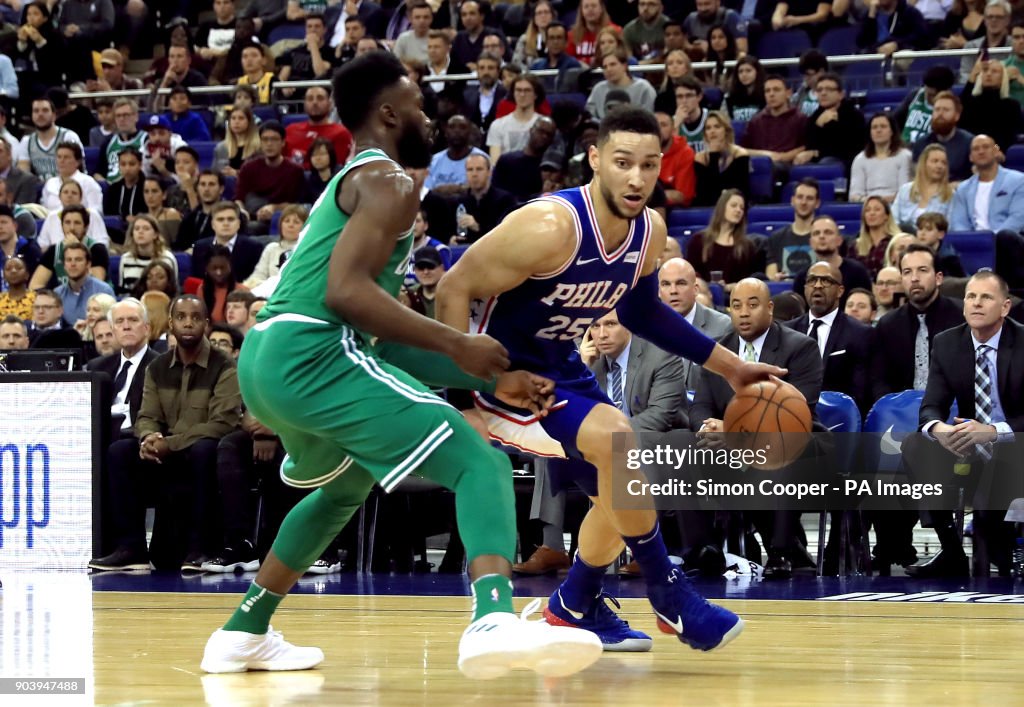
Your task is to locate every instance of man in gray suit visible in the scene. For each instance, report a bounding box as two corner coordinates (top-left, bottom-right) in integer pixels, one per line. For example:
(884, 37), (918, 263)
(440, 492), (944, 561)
(658, 257), (731, 392)
(0, 139), (40, 206)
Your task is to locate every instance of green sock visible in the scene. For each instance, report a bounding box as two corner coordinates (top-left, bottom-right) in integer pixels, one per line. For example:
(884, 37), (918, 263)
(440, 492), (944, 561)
(471, 574), (515, 621)
(223, 582), (285, 634)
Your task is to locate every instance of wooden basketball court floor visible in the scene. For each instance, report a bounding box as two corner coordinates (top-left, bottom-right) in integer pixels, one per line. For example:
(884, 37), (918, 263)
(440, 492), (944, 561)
(1, 572), (1022, 706)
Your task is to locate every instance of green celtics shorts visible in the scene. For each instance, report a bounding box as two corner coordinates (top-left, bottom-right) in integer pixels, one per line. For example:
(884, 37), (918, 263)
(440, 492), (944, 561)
(239, 313), (469, 493)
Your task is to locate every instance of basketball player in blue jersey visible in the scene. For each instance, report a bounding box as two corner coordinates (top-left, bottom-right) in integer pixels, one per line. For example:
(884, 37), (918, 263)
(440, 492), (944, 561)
(437, 106), (786, 653)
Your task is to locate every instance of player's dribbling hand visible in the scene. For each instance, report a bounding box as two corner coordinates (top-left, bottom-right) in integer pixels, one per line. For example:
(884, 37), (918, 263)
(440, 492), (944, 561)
(455, 333), (510, 380)
(726, 365), (788, 393)
(494, 371), (556, 416)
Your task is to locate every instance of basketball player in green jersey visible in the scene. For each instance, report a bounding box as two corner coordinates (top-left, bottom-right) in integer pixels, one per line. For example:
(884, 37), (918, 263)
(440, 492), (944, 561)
(201, 52), (603, 680)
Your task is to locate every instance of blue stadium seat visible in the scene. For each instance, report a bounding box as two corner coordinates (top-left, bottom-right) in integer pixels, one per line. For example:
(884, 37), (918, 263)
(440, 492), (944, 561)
(818, 390), (861, 435)
(557, 92), (587, 111)
(103, 216), (123, 232)
(197, 109), (216, 136)
(817, 26), (859, 57)
(253, 105), (280, 123)
(860, 102), (893, 118)
(767, 281), (793, 297)
(790, 163), (845, 183)
(85, 146), (101, 175)
(864, 87), (911, 106)
(270, 210), (281, 235)
(709, 281), (725, 306)
(450, 244), (469, 266)
(748, 204), (795, 222)
(282, 113), (309, 127)
(836, 220), (860, 236)
(756, 30), (812, 60)
(667, 207), (714, 228)
(192, 141), (217, 169)
(223, 175), (236, 201)
(841, 61), (884, 91)
(1006, 144), (1024, 172)
(268, 23), (306, 45)
(863, 389), (924, 473)
(749, 156), (773, 203)
(174, 252), (191, 284)
(908, 55), (960, 79)
(731, 120), (747, 144)
(815, 389), (864, 575)
(820, 202), (863, 221)
(945, 231), (995, 274)
(702, 87), (723, 109)
(747, 221), (791, 235)
(109, 254), (121, 289)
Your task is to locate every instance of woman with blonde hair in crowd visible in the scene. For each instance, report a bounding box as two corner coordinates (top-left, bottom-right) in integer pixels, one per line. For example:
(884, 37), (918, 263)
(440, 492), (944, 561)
(513, 1), (556, 65)
(213, 107), (262, 178)
(883, 233), (917, 270)
(141, 290), (172, 345)
(74, 292), (116, 341)
(892, 144), (954, 232)
(654, 49), (695, 113)
(244, 204), (307, 288)
(685, 188), (765, 288)
(693, 111), (751, 206)
(118, 214), (179, 296)
(854, 196), (903, 278)
(568, 0), (618, 66)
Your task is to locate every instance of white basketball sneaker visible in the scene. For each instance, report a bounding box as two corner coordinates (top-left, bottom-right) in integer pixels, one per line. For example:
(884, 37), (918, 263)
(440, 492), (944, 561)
(201, 626), (325, 673)
(457, 599), (603, 680)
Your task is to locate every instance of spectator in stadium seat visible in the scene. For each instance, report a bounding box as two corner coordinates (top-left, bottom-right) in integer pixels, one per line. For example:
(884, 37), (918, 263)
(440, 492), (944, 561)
(1003, 19), (1024, 105)
(960, 59), (1023, 152)
(856, 0), (930, 55)
(529, 23), (582, 94)
(140, 177), (183, 246)
(487, 74), (544, 161)
(624, 0), (670, 61)
(672, 76), (709, 155)
(682, 0), (749, 58)
(911, 91), (974, 182)
(37, 180), (110, 248)
(333, 15), (366, 65)
(0, 204), (40, 287)
(514, 1), (555, 66)
(74, 291), (115, 354)
(24, 288), (70, 344)
(214, 108), (261, 179)
(844, 287), (878, 325)
(153, 44), (212, 111)
(490, 116), (557, 203)
(873, 265), (903, 318)
(91, 317), (117, 357)
(794, 73), (865, 171)
(118, 215), (179, 296)
(12, 2), (64, 110)
(394, 1), (433, 64)
(0, 256), (35, 320)
(481, 30), (509, 64)
(895, 65), (955, 145)
(893, 144), (954, 231)
(15, 97), (84, 181)
(164, 87), (212, 144)
(452, 153), (517, 243)
(165, 146), (202, 215)
(0, 180), (36, 241)
(772, 0), (832, 40)
(191, 202), (265, 284)
(53, 242), (114, 327)
(233, 43), (275, 105)
(850, 113), (914, 204)
(461, 53), (505, 136)
(0, 106), (19, 163)
(693, 110), (750, 206)
(76, 48), (144, 101)
(88, 294), (241, 572)
(244, 204), (305, 289)
(853, 196), (903, 278)
(424, 29), (468, 96)
(586, 48), (657, 119)
(940, 0), (986, 49)
(240, 0), (288, 38)
(793, 214), (874, 298)
(791, 50), (828, 117)
(141, 115), (189, 183)
(102, 148), (146, 224)
(883, 232), (917, 271)
(765, 178), (821, 281)
(685, 188), (765, 287)
(31, 205), (109, 288)
(96, 99), (145, 182)
(306, 138), (339, 201)
(131, 261), (179, 301)
(567, 0), (619, 66)
(0, 138), (39, 207)
(0, 313), (29, 349)
(175, 170), (226, 251)
(916, 211), (966, 277)
(452, 1), (500, 70)
(223, 290), (255, 334)
(196, 0), (238, 63)
(724, 55), (766, 124)
(960, 0), (1012, 82)
(653, 110), (696, 208)
(40, 143), (102, 213)
(277, 15), (338, 99)
(236, 121), (306, 229)
(741, 74), (808, 173)
(283, 85), (353, 169)
(653, 48), (696, 114)
(57, 0), (115, 83)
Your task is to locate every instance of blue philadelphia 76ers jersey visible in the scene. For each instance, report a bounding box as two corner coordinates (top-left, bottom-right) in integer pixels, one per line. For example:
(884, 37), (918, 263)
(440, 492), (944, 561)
(472, 185), (653, 375)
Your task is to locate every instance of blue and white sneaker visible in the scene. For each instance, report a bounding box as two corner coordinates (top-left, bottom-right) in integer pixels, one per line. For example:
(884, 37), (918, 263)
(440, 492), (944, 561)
(648, 567), (744, 651)
(544, 589), (653, 652)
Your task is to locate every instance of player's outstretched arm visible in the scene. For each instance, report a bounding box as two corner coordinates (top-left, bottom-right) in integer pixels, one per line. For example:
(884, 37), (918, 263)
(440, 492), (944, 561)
(435, 200), (578, 333)
(325, 162), (507, 380)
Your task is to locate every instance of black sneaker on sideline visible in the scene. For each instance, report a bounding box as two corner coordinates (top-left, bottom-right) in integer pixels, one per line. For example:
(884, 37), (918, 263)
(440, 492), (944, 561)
(181, 552), (209, 574)
(88, 547), (151, 571)
(202, 541), (261, 573)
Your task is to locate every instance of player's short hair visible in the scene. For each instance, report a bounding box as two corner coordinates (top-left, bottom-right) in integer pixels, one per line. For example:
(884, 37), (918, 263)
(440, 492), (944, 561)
(333, 51), (410, 132)
(597, 105), (659, 146)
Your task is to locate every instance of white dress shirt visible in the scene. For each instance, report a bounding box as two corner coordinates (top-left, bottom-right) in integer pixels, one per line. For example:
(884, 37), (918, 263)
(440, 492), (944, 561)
(112, 345), (150, 430)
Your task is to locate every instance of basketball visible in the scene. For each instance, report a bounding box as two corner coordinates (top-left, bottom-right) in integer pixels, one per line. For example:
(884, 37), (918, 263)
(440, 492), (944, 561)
(723, 379), (812, 470)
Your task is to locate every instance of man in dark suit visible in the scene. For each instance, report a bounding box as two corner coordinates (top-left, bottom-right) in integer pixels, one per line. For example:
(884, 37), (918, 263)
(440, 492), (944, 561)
(462, 52), (506, 137)
(690, 278), (823, 578)
(326, 0), (388, 40)
(869, 243), (964, 570)
(658, 257), (731, 392)
(191, 202), (266, 283)
(905, 271), (1024, 577)
(452, 153), (518, 244)
(786, 261), (874, 414)
(0, 138), (40, 205)
(87, 298), (161, 440)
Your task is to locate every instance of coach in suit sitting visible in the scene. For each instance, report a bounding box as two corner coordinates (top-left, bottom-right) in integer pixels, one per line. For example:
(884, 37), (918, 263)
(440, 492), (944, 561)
(190, 202), (266, 283)
(658, 257), (731, 393)
(786, 261), (874, 415)
(903, 271), (1024, 578)
(690, 278), (823, 578)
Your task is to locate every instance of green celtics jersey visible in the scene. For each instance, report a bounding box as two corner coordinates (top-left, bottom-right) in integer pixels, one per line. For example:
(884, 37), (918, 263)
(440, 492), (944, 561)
(103, 131), (147, 181)
(901, 88), (932, 145)
(261, 148), (414, 328)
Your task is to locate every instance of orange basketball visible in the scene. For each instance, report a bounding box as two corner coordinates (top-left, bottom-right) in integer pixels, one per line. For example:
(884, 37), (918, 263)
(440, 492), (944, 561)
(723, 380), (812, 470)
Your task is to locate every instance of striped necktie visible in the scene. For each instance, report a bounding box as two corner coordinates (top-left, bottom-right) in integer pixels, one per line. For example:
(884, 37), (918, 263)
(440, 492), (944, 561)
(609, 360), (624, 410)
